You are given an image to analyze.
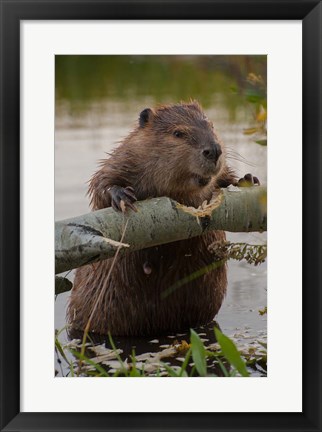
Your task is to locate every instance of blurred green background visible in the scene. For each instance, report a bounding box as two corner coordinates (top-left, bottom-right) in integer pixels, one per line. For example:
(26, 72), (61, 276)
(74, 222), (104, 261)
(55, 55), (266, 118)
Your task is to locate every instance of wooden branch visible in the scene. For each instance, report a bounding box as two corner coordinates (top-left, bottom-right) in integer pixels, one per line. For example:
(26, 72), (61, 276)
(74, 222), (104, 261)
(55, 186), (267, 274)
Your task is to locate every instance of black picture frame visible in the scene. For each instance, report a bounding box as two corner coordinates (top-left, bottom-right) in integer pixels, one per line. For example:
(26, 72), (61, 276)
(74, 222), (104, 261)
(1, 1), (321, 431)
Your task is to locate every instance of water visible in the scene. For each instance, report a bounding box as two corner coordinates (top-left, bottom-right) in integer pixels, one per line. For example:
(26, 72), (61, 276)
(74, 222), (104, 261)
(55, 55), (267, 376)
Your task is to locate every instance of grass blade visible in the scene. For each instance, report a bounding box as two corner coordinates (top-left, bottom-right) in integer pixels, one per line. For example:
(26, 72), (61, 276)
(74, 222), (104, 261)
(214, 328), (249, 377)
(190, 329), (207, 377)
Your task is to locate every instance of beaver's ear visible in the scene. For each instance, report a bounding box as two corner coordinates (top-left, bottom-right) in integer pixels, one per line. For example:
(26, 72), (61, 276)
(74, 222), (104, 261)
(139, 108), (154, 128)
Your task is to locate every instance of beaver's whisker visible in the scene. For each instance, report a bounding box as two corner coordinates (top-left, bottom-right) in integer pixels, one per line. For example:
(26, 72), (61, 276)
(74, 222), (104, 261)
(225, 149), (255, 167)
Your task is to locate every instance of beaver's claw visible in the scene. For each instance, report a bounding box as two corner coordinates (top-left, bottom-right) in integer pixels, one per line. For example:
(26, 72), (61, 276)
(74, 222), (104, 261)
(236, 173), (260, 187)
(108, 186), (137, 212)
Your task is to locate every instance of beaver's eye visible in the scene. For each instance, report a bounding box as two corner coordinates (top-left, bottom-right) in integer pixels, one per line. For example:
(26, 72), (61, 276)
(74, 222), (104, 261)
(173, 130), (184, 138)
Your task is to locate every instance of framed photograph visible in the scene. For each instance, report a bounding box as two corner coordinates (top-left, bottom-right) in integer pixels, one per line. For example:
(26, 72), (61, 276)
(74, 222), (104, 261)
(1, 1), (321, 431)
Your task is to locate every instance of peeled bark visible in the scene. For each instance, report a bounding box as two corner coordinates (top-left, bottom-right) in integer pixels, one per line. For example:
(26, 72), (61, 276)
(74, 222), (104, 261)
(55, 186), (267, 274)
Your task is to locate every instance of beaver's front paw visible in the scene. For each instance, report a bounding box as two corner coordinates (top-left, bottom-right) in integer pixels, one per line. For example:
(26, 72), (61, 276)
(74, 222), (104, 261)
(236, 173), (260, 187)
(108, 186), (137, 212)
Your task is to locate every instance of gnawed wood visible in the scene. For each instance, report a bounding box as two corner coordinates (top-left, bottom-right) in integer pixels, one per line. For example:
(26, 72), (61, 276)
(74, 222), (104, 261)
(55, 186), (267, 274)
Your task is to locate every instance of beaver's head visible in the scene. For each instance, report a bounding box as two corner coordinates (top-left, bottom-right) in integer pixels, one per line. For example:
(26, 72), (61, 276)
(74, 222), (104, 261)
(137, 101), (225, 194)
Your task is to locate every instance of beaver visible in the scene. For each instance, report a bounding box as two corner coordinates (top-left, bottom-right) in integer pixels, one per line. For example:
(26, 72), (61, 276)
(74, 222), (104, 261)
(67, 101), (259, 336)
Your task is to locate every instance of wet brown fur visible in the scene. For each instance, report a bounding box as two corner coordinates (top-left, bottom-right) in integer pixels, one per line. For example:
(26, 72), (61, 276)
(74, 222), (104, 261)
(68, 101), (237, 336)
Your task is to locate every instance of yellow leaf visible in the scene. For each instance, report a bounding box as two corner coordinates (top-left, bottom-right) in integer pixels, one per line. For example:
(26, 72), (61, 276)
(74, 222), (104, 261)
(256, 105), (267, 122)
(243, 127), (259, 135)
(176, 340), (191, 352)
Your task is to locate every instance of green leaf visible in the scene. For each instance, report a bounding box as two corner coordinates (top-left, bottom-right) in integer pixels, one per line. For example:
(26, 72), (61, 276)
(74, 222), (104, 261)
(245, 89), (266, 105)
(214, 328), (249, 377)
(55, 338), (69, 364)
(190, 329), (207, 377)
(255, 139), (267, 146)
(216, 357), (230, 377)
(107, 333), (128, 376)
(71, 350), (110, 377)
(178, 348), (192, 377)
(161, 362), (180, 377)
(129, 367), (142, 377)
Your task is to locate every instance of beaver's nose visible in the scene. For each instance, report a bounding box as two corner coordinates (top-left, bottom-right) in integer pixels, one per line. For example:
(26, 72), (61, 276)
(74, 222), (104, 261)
(202, 144), (222, 162)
